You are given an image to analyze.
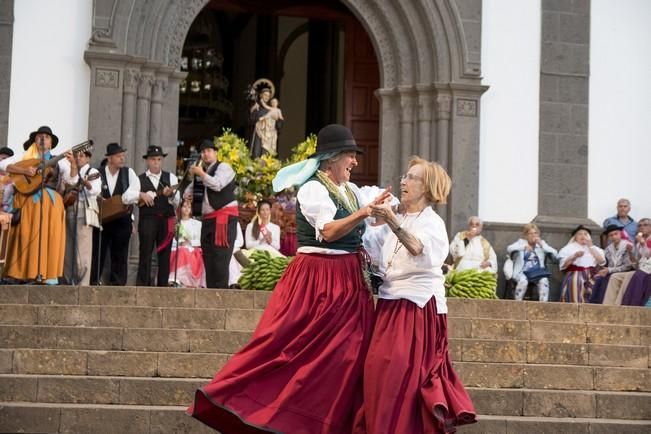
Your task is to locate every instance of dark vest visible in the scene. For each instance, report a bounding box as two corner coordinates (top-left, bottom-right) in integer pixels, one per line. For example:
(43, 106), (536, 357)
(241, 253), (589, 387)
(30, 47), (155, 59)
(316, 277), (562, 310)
(138, 171), (175, 218)
(296, 177), (365, 252)
(99, 166), (132, 223)
(192, 161), (236, 216)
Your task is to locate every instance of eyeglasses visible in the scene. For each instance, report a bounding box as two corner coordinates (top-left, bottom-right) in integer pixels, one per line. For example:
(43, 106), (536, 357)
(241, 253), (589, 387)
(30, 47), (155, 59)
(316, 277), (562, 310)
(400, 173), (423, 182)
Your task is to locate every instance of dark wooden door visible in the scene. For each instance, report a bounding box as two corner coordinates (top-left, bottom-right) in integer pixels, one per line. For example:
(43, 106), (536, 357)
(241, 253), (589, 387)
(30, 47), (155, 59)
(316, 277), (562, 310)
(344, 17), (379, 186)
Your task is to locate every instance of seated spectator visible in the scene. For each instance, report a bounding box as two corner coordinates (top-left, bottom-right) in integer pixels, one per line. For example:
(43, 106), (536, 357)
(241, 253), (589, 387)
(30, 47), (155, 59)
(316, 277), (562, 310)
(169, 199), (205, 287)
(602, 198), (637, 242)
(506, 223), (558, 302)
(450, 216), (497, 274)
(619, 218), (651, 306)
(558, 225), (606, 303)
(589, 225), (635, 303)
(245, 199), (281, 255)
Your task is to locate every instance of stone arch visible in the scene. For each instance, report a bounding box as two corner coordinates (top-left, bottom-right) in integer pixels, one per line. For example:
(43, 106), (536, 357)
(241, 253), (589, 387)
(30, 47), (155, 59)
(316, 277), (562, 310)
(86, 0), (486, 227)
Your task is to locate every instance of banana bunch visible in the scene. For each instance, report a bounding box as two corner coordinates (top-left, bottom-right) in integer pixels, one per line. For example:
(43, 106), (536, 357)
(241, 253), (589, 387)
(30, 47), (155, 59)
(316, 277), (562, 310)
(445, 268), (497, 299)
(238, 250), (293, 291)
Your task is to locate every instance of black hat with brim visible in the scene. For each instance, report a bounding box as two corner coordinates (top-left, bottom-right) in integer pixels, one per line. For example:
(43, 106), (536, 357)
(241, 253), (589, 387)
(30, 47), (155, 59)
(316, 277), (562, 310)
(0, 146), (14, 157)
(26, 126), (59, 150)
(105, 142), (127, 156)
(308, 124), (364, 158)
(571, 224), (592, 237)
(142, 145), (168, 159)
(199, 139), (217, 152)
(603, 224), (623, 236)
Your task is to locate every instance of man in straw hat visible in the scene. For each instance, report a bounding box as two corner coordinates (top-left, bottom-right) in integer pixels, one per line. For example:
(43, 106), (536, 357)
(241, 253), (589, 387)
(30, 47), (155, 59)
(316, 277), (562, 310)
(136, 145), (180, 286)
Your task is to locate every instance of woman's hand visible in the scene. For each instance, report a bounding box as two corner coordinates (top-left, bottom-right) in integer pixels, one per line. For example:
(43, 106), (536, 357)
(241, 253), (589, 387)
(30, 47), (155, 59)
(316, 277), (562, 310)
(370, 202), (399, 229)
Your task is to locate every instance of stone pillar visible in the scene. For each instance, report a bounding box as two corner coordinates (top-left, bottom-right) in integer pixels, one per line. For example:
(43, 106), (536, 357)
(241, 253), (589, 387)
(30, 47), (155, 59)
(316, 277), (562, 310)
(149, 77), (167, 147)
(435, 94), (451, 169)
(416, 85), (433, 160)
(0, 0), (13, 143)
(121, 68), (139, 167)
(398, 87), (416, 172)
(536, 0), (591, 226)
(135, 72), (154, 174)
(376, 88), (401, 188)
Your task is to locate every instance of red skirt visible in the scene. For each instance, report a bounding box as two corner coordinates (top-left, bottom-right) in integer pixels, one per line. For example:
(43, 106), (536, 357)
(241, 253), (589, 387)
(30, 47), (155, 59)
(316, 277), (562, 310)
(188, 252), (375, 434)
(355, 297), (476, 434)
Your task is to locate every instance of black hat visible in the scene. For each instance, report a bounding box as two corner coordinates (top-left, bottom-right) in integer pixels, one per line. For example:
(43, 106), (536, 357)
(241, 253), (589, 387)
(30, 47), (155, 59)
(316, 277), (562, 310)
(571, 225), (592, 237)
(199, 139), (217, 152)
(142, 145), (168, 159)
(26, 126), (59, 150)
(0, 146), (14, 157)
(105, 142), (127, 156)
(603, 224), (623, 236)
(309, 124), (364, 158)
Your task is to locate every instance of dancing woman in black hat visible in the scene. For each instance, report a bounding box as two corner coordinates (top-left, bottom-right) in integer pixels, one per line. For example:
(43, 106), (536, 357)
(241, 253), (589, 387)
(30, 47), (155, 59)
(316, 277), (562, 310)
(188, 124), (390, 434)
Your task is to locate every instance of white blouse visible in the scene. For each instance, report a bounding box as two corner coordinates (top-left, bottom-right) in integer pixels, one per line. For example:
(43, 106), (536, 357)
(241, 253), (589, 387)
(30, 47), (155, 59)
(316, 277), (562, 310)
(376, 206), (449, 313)
(173, 218), (202, 248)
(558, 241), (606, 270)
(245, 220), (281, 252)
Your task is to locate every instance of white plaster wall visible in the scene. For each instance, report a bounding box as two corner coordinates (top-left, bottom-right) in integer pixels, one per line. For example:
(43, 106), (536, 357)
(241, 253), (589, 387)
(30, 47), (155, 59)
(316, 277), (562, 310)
(589, 0), (651, 224)
(7, 0), (91, 158)
(479, 0), (541, 223)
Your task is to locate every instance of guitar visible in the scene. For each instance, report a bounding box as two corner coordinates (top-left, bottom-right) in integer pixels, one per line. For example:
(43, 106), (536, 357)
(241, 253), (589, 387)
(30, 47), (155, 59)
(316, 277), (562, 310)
(137, 182), (180, 207)
(62, 172), (102, 207)
(10, 140), (94, 195)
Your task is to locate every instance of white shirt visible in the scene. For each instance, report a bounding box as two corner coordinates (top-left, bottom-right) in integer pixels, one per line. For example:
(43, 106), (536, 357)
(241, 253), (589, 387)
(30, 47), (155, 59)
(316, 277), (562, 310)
(186, 161), (237, 214)
(172, 218), (202, 248)
(296, 180), (370, 255)
(245, 220), (281, 252)
(376, 206), (449, 312)
(450, 232), (498, 273)
(558, 241), (606, 270)
(102, 166), (141, 205)
(143, 169), (180, 208)
(61, 162), (101, 210)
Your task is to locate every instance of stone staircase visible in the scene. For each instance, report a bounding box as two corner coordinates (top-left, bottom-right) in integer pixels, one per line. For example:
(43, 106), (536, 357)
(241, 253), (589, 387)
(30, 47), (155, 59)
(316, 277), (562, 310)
(0, 285), (649, 434)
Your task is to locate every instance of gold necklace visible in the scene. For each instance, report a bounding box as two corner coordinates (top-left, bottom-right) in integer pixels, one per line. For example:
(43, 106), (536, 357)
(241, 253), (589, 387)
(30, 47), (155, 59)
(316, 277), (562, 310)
(386, 207), (426, 270)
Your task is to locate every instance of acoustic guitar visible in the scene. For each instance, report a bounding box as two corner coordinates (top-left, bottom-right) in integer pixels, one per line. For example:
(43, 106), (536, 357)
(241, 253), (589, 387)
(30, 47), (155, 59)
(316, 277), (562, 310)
(62, 172), (102, 207)
(10, 140), (94, 195)
(137, 182), (179, 207)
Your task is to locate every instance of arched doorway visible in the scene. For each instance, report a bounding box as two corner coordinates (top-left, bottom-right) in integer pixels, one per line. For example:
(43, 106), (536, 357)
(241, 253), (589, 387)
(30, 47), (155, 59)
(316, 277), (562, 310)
(85, 0), (485, 228)
(176, 1), (380, 186)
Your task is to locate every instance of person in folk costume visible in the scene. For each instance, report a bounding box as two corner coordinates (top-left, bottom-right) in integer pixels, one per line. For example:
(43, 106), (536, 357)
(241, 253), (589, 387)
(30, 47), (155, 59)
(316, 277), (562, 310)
(168, 198), (205, 287)
(184, 139), (239, 288)
(61, 148), (101, 286)
(558, 225), (606, 303)
(353, 157), (476, 434)
(244, 199), (282, 255)
(136, 145), (180, 286)
(0, 126), (74, 283)
(0, 146), (15, 213)
(89, 142), (140, 285)
(187, 124), (391, 434)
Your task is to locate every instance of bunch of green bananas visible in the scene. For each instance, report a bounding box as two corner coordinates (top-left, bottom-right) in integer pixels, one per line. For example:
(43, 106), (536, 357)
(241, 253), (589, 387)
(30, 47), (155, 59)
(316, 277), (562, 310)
(444, 268), (497, 299)
(238, 250), (293, 291)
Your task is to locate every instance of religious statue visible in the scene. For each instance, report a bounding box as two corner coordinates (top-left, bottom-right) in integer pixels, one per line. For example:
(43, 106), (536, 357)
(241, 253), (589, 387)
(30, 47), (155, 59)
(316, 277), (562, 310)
(247, 78), (284, 157)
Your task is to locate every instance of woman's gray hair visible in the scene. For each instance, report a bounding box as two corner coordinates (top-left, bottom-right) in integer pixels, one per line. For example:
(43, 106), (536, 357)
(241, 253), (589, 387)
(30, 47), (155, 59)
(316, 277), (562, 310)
(468, 216), (482, 227)
(319, 151), (349, 170)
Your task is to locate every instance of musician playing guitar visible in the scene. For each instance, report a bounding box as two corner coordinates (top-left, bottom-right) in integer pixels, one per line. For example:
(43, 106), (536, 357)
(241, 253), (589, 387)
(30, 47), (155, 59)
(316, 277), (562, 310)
(62, 149), (101, 286)
(90, 142), (140, 285)
(136, 145), (180, 286)
(0, 126), (76, 283)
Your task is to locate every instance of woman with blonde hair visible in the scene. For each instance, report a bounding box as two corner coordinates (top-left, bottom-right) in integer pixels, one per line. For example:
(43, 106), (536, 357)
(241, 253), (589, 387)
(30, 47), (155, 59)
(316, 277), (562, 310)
(355, 157), (476, 434)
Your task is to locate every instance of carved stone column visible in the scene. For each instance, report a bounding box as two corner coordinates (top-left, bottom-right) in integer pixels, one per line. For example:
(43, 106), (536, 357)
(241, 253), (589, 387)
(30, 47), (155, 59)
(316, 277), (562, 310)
(435, 94), (451, 169)
(398, 87), (416, 172)
(375, 88), (400, 188)
(121, 68), (139, 167)
(135, 72), (154, 174)
(416, 85), (434, 161)
(149, 77), (167, 148)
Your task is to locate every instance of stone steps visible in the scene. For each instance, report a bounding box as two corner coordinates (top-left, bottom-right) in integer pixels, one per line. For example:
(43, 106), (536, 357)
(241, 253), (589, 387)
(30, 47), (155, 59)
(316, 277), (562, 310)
(1, 285), (649, 433)
(1, 402), (650, 434)
(1, 381), (650, 420)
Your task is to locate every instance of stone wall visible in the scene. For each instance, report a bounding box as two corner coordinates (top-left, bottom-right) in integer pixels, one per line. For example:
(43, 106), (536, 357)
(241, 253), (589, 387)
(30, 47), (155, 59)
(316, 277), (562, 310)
(0, 0), (13, 144)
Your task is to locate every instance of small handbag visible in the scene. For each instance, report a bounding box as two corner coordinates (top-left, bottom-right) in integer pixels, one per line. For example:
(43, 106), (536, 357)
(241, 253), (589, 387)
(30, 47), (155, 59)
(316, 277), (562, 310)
(523, 266), (551, 282)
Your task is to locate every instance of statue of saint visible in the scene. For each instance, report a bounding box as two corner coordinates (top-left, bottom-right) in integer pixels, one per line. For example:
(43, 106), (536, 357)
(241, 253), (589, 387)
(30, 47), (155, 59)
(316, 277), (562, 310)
(248, 79), (283, 157)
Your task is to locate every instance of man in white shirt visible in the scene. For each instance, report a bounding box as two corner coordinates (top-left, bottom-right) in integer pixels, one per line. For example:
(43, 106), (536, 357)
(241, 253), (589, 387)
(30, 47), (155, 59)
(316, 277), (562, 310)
(136, 145), (180, 286)
(90, 142), (141, 285)
(450, 216), (498, 274)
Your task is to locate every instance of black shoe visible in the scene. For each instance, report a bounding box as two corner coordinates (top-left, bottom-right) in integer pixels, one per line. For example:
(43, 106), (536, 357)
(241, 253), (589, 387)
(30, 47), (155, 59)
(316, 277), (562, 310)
(228, 284), (241, 289)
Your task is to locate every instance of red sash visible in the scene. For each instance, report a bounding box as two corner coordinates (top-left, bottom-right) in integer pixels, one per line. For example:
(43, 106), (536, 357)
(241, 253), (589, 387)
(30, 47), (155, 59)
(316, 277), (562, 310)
(203, 205), (239, 247)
